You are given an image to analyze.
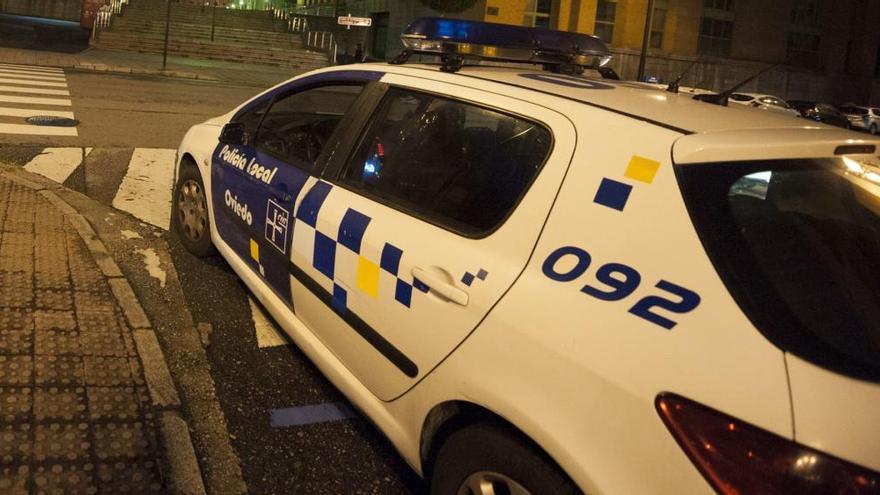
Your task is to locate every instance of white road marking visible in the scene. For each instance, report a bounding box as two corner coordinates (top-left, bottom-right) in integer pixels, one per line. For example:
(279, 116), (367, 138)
(0, 85), (70, 96)
(0, 124), (77, 136)
(0, 107), (74, 119)
(135, 248), (167, 287)
(250, 298), (288, 348)
(0, 78), (68, 88)
(0, 94), (71, 106)
(111, 148), (178, 229)
(0, 63), (64, 73)
(23, 148), (85, 182)
(0, 69), (66, 80)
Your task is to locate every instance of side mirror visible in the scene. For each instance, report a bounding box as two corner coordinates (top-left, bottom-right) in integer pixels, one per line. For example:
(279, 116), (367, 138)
(219, 123), (249, 145)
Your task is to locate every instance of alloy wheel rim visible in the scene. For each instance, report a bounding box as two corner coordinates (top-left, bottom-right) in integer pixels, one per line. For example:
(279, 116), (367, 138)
(456, 471), (532, 495)
(177, 179), (207, 242)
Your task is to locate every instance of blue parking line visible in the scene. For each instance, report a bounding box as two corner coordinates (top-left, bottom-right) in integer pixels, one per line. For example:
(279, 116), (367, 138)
(270, 402), (357, 428)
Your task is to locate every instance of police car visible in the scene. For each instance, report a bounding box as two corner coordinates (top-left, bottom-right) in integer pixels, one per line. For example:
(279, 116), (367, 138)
(173, 18), (880, 495)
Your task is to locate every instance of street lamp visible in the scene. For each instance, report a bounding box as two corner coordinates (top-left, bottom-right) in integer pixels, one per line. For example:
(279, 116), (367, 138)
(637, 0), (656, 82)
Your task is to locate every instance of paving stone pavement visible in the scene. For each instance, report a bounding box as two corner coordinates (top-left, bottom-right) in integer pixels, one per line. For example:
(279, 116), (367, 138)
(0, 177), (166, 494)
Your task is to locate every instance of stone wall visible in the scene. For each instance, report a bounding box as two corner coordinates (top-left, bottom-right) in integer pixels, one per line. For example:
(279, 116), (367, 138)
(0, 0), (82, 21)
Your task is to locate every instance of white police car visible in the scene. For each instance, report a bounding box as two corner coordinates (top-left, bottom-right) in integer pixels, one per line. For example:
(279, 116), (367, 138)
(173, 18), (880, 495)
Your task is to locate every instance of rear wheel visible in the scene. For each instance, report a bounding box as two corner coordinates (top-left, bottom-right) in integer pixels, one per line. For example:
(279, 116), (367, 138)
(430, 423), (580, 495)
(173, 163), (216, 257)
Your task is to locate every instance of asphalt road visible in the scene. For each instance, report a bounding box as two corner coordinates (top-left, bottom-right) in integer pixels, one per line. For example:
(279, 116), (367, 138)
(0, 68), (425, 493)
(0, 70), (262, 148)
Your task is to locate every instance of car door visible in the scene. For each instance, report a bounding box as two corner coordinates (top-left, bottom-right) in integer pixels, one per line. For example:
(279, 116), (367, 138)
(287, 74), (576, 400)
(210, 72), (379, 306)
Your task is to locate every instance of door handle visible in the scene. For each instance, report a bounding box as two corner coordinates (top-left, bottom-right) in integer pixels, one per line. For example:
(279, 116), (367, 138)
(411, 267), (469, 306)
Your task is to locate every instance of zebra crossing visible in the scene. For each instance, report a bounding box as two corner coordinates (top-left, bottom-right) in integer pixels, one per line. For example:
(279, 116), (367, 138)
(15, 146), (289, 348)
(0, 64), (78, 137)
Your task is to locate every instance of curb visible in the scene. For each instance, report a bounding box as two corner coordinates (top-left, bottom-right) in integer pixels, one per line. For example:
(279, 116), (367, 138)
(0, 170), (208, 495)
(73, 62), (219, 81)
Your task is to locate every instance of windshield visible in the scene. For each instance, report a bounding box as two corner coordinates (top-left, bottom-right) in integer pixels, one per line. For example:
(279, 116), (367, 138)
(840, 106), (869, 115)
(676, 158), (880, 382)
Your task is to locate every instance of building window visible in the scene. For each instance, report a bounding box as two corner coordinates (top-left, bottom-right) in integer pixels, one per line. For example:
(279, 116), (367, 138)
(699, 0), (734, 57)
(594, 0), (617, 44)
(788, 0), (821, 69)
(651, 7), (667, 49)
(703, 0), (734, 10)
(786, 32), (821, 69)
(791, 0), (819, 26)
(524, 0), (552, 28)
(699, 18), (733, 56)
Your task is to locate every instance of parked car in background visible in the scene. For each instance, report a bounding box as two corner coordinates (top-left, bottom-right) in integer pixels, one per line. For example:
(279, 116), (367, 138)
(839, 104), (880, 134)
(728, 93), (801, 117)
(788, 100), (851, 128)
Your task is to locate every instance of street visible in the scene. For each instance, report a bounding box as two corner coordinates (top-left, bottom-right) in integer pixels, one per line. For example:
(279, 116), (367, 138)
(0, 65), (422, 494)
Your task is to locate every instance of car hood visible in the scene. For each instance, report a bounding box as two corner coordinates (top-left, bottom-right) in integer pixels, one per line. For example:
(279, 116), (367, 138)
(787, 354), (880, 471)
(201, 111), (234, 127)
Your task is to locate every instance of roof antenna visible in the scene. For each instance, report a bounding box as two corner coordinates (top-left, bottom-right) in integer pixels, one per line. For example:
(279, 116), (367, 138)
(695, 65), (776, 106)
(666, 57), (701, 93)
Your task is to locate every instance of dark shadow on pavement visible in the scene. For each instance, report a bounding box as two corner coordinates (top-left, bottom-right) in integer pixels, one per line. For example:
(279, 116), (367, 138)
(0, 13), (90, 53)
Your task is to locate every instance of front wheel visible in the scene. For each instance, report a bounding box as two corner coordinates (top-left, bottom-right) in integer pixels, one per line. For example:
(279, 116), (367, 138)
(430, 423), (580, 495)
(173, 164), (216, 257)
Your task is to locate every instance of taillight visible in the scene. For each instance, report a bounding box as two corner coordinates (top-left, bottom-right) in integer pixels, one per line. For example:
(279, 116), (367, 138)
(656, 393), (880, 494)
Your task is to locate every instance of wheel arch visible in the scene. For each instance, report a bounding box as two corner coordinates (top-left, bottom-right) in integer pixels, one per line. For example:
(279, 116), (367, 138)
(419, 400), (580, 490)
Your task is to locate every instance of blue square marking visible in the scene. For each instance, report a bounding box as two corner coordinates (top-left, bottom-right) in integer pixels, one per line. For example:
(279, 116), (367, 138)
(380, 243), (403, 275)
(296, 181), (332, 227)
(338, 209), (371, 254)
(413, 278), (430, 293)
(461, 272), (475, 286)
(395, 279), (412, 308)
(313, 231), (336, 280)
(332, 284), (347, 314)
(476, 269), (488, 281)
(593, 178), (633, 211)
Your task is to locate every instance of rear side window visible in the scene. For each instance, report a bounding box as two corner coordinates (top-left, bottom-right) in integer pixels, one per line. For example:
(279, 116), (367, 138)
(254, 84), (363, 170)
(337, 88), (552, 236)
(677, 158), (880, 382)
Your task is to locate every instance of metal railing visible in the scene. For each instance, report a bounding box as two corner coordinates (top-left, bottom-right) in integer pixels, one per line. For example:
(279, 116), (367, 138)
(273, 9), (308, 33)
(89, 0), (128, 45)
(304, 30), (337, 64)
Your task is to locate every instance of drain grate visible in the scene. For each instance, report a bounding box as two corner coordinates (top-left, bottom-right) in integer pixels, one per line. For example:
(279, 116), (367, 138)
(26, 116), (79, 127)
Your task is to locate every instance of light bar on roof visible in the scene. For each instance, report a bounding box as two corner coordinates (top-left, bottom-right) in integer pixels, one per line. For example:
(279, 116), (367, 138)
(396, 17), (612, 72)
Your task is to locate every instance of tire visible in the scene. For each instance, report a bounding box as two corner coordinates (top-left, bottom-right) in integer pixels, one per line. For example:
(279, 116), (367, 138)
(871, 124), (878, 135)
(173, 163), (216, 257)
(430, 423), (580, 495)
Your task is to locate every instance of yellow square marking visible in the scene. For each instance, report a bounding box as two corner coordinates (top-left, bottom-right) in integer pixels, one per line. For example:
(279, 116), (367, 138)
(250, 239), (259, 263)
(357, 256), (380, 298)
(624, 156), (661, 184)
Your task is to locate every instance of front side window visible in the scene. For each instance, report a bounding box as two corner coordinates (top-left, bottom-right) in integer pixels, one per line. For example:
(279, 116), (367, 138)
(337, 88), (552, 236)
(677, 158), (880, 382)
(254, 84), (364, 170)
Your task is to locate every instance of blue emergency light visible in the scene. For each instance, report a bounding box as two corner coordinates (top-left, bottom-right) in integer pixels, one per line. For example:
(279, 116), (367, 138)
(391, 17), (612, 74)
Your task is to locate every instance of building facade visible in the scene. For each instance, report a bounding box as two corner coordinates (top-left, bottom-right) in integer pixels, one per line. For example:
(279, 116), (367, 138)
(329, 0), (880, 104)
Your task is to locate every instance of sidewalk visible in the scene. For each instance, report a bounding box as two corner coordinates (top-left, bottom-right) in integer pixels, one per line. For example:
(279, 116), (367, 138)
(0, 46), (302, 87)
(0, 171), (203, 493)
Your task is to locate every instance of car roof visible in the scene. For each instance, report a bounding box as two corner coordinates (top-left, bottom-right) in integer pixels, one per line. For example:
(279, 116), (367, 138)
(360, 64), (824, 135)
